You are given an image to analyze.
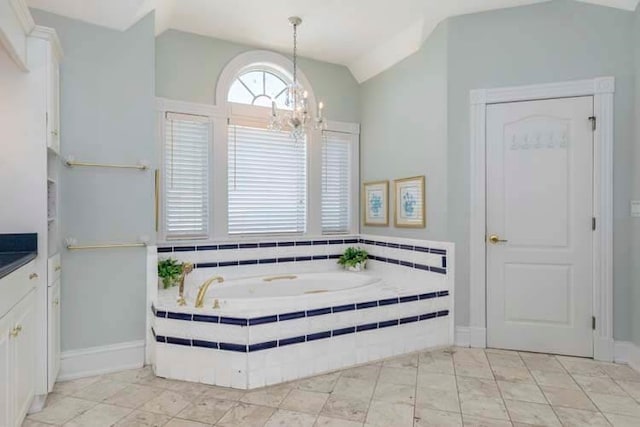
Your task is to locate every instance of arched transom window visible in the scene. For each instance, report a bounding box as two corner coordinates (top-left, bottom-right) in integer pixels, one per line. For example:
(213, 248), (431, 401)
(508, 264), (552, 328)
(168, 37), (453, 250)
(228, 68), (292, 110)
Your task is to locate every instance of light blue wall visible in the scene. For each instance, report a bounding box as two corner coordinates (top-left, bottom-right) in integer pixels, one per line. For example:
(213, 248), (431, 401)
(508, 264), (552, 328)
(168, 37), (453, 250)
(360, 22), (449, 242)
(360, 0), (637, 338)
(156, 30), (360, 123)
(31, 10), (157, 351)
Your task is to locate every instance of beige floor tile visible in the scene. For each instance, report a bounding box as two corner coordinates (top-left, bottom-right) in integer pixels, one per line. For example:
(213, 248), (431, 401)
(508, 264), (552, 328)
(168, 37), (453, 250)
(415, 388), (460, 414)
(554, 407), (611, 426)
(601, 364), (640, 382)
(139, 390), (191, 417)
(416, 372), (457, 392)
(459, 396), (508, 420)
(456, 377), (501, 400)
(164, 381), (211, 402)
(556, 356), (607, 377)
(383, 354), (418, 368)
(280, 389), (330, 414)
(113, 410), (171, 427)
(199, 386), (245, 402)
(332, 377), (377, 400)
(372, 382), (415, 405)
(52, 376), (103, 396)
(377, 366), (417, 386)
(21, 421), (58, 427)
(530, 369), (579, 389)
(615, 380), (640, 401)
(320, 395), (370, 422)
(573, 375), (628, 396)
(240, 385), (292, 407)
(70, 379), (128, 402)
(62, 404), (132, 427)
(604, 412), (640, 427)
(453, 349), (490, 366)
(519, 353), (566, 373)
(462, 415), (513, 427)
(414, 409), (462, 426)
(497, 381), (546, 404)
(104, 384), (160, 409)
(164, 419), (211, 427)
(43, 392), (65, 408)
(503, 399), (560, 426)
(419, 351), (455, 375)
(486, 352), (525, 369)
(541, 385), (598, 411)
(314, 415), (363, 427)
(454, 364), (495, 380)
(104, 367), (154, 384)
(175, 396), (235, 424)
(589, 393), (640, 417)
(364, 400), (414, 427)
(296, 373), (342, 393)
(28, 397), (96, 425)
(136, 376), (180, 390)
(490, 366), (534, 384)
(340, 365), (380, 382)
(264, 409), (316, 427)
(216, 402), (276, 427)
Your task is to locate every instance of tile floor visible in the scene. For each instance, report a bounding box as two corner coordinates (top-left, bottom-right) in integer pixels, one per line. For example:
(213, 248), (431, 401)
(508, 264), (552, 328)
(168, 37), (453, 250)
(24, 347), (640, 427)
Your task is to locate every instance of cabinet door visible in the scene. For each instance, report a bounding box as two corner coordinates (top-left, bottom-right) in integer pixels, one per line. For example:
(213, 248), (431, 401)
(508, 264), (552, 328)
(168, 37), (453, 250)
(47, 282), (61, 391)
(12, 291), (35, 424)
(0, 313), (13, 427)
(46, 47), (60, 153)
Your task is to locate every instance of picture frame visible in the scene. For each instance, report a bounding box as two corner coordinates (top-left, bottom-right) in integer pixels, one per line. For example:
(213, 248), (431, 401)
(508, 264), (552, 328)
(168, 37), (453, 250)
(394, 176), (426, 228)
(363, 181), (389, 226)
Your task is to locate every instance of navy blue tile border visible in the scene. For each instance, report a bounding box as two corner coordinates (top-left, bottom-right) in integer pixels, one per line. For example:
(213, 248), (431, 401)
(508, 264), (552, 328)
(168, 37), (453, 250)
(153, 289), (450, 326)
(158, 237), (447, 258)
(157, 309), (449, 353)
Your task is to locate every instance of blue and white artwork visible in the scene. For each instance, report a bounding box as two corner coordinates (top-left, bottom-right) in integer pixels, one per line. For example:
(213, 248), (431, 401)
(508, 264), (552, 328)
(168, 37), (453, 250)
(395, 176), (425, 227)
(364, 181), (388, 226)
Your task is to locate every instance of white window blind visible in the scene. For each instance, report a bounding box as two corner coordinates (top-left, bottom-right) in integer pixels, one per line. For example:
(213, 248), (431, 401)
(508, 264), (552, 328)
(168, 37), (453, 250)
(228, 124), (307, 235)
(322, 131), (352, 234)
(164, 112), (210, 239)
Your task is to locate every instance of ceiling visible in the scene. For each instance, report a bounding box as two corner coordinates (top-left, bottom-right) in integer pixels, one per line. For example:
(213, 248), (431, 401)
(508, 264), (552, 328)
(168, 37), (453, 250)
(27, 0), (640, 82)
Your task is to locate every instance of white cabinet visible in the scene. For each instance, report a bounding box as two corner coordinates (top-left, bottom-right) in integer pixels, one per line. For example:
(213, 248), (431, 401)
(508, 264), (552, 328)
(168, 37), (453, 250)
(47, 281), (60, 391)
(0, 288), (36, 427)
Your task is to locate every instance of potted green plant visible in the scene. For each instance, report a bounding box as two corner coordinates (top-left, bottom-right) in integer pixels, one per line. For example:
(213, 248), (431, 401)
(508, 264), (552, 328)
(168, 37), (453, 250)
(338, 247), (368, 272)
(157, 258), (184, 289)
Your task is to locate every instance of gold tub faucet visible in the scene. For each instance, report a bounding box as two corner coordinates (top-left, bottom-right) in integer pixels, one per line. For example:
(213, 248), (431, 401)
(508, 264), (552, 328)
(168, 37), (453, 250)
(177, 262), (194, 306)
(194, 275), (224, 308)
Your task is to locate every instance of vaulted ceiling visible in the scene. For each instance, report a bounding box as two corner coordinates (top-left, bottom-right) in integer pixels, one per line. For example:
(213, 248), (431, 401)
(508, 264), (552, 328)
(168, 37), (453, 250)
(27, 0), (640, 82)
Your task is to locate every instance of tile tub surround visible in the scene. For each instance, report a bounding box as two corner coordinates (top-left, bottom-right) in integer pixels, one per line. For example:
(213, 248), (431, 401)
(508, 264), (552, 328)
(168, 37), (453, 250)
(150, 236), (454, 389)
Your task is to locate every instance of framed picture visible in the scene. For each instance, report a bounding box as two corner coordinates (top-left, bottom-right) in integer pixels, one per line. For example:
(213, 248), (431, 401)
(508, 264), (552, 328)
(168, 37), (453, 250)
(394, 176), (426, 228)
(363, 181), (389, 226)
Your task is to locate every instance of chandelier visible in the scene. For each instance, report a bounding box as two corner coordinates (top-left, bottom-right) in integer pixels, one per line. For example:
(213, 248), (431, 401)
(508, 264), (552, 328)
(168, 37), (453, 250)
(269, 16), (326, 139)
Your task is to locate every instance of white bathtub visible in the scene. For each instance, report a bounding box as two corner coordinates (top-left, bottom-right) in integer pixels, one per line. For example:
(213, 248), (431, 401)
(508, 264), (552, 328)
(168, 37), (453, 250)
(187, 272), (383, 311)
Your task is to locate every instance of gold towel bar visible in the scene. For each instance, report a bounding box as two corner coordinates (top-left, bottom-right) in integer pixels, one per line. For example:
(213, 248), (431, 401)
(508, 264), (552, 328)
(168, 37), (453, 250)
(65, 159), (148, 171)
(263, 275), (298, 282)
(66, 242), (147, 250)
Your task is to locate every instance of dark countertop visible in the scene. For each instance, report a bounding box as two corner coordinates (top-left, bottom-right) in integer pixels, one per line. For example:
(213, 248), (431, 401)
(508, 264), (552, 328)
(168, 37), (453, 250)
(0, 233), (38, 280)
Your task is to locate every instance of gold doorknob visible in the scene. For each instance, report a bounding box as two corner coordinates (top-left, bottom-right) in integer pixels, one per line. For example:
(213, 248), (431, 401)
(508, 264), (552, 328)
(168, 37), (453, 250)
(488, 234), (508, 244)
(29, 273), (38, 280)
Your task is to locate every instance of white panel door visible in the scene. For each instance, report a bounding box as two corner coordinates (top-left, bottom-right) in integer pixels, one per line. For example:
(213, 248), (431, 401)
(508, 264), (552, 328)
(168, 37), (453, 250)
(486, 97), (594, 357)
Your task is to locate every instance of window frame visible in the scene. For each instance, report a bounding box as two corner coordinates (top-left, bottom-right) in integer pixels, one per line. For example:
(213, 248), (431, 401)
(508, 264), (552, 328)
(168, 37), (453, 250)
(156, 51), (359, 243)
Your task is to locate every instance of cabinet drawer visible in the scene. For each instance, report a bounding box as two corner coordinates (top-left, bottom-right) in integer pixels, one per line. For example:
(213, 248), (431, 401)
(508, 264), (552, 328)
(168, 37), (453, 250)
(47, 254), (61, 286)
(0, 261), (37, 318)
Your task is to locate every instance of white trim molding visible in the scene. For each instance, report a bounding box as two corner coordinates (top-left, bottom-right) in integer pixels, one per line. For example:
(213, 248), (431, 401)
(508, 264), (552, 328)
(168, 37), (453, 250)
(469, 77), (615, 361)
(58, 340), (145, 381)
(614, 341), (640, 373)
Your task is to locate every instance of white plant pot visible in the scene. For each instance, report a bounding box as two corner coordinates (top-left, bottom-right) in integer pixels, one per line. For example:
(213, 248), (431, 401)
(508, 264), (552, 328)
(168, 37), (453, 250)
(347, 261), (366, 272)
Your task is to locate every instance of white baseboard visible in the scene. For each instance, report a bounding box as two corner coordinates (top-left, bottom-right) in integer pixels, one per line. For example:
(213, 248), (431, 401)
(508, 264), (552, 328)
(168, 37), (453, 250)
(614, 341), (640, 373)
(455, 327), (470, 347)
(58, 340), (145, 382)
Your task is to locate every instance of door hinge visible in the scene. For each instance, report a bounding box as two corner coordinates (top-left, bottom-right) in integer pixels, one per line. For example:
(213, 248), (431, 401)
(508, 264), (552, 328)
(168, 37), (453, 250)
(588, 116), (597, 131)
(592, 316), (596, 330)
(592, 217), (596, 231)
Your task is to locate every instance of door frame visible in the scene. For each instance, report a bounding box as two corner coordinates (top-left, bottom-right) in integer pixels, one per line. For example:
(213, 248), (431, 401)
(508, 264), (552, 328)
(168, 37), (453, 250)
(469, 77), (615, 361)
